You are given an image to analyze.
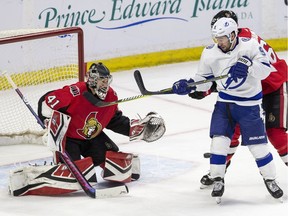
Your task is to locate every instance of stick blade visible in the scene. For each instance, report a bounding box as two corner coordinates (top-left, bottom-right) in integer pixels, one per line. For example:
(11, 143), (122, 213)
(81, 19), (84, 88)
(95, 182), (129, 198)
(134, 70), (173, 95)
(134, 70), (148, 95)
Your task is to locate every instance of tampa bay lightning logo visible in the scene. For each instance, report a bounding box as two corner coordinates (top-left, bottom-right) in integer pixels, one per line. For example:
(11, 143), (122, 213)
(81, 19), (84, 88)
(220, 67), (246, 89)
(223, 76), (247, 89)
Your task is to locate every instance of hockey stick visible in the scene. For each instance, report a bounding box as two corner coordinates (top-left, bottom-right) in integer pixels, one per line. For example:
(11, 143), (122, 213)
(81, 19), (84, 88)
(203, 152), (211, 158)
(134, 70), (229, 95)
(1, 71), (128, 198)
(83, 71), (228, 107)
(83, 91), (148, 107)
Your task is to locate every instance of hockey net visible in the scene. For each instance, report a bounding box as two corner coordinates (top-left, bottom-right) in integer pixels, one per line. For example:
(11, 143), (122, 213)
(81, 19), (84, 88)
(0, 27), (85, 145)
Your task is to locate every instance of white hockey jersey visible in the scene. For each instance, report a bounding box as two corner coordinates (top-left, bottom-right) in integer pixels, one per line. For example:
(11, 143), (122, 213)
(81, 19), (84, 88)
(194, 37), (275, 106)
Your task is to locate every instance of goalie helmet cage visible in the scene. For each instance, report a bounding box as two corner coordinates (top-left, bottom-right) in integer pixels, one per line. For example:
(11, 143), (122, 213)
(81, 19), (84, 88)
(0, 27), (85, 145)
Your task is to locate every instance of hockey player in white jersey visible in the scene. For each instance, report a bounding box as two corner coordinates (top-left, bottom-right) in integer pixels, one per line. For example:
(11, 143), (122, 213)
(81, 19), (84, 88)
(172, 17), (283, 202)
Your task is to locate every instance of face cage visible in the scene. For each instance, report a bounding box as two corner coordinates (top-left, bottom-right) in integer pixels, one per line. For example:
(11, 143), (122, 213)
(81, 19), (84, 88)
(89, 74), (113, 100)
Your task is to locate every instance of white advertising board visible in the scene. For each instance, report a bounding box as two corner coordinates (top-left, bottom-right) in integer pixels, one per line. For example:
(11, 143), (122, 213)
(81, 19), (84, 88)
(0, 0), (287, 61)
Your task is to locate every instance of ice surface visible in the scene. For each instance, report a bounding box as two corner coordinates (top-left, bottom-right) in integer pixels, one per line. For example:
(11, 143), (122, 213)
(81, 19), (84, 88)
(0, 52), (287, 216)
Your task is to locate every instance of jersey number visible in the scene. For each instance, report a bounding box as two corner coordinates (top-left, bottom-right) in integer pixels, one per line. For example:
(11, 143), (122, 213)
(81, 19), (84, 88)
(47, 95), (60, 108)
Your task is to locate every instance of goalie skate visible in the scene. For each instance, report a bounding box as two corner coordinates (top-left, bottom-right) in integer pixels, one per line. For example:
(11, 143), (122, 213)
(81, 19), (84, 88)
(264, 179), (283, 200)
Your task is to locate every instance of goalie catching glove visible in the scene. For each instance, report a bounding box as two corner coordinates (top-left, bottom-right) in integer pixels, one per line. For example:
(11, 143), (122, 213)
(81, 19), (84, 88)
(129, 112), (166, 142)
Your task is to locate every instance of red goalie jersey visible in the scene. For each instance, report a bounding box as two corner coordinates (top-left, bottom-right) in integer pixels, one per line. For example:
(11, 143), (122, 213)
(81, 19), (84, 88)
(44, 82), (121, 140)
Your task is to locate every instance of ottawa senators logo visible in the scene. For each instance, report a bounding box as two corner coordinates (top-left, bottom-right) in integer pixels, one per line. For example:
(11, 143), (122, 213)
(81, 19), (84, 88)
(268, 112), (276, 122)
(77, 112), (102, 139)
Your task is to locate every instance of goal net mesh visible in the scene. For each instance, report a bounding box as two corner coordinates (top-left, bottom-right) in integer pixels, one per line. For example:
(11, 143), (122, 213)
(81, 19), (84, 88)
(0, 27), (85, 145)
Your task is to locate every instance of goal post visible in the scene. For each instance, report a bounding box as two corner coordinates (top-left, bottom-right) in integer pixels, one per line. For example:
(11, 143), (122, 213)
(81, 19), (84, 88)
(0, 27), (85, 145)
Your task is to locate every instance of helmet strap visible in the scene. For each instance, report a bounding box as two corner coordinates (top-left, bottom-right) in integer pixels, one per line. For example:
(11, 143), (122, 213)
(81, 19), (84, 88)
(228, 32), (237, 50)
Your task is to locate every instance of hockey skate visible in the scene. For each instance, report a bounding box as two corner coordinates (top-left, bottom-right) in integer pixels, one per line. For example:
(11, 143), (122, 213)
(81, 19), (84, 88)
(200, 161), (231, 189)
(211, 177), (224, 204)
(200, 173), (214, 189)
(264, 179), (283, 200)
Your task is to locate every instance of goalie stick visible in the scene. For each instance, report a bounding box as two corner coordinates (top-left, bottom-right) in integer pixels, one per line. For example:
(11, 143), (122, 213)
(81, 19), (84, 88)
(134, 70), (229, 95)
(1, 71), (128, 198)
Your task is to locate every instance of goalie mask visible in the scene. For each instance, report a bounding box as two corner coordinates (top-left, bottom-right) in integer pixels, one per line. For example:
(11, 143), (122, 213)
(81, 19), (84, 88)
(87, 62), (112, 100)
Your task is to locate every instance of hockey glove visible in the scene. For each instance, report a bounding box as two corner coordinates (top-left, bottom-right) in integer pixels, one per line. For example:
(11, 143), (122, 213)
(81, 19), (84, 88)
(228, 56), (252, 82)
(188, 81), (217, 100)
(172, 79), (196, 95)
(129, 112), (166, 142)
(189, 91), (209, 100)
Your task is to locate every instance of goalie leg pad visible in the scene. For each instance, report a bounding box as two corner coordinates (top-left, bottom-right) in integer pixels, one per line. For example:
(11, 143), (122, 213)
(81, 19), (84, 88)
(9, 157), (96, 196)
(102, 151), (141, 183)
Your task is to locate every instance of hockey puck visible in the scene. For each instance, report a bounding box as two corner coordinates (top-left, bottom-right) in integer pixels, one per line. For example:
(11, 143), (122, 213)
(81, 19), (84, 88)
(203, 152), (211, 158)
